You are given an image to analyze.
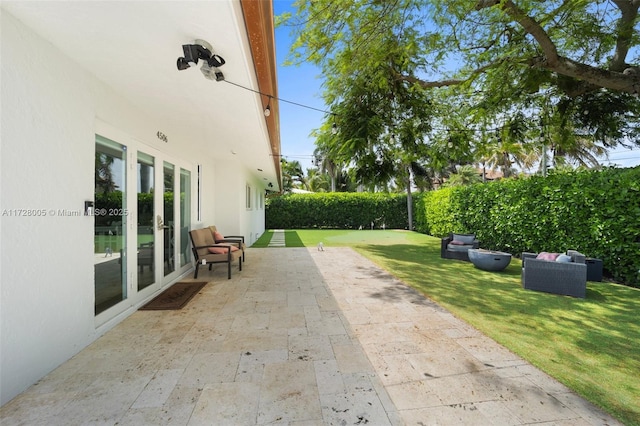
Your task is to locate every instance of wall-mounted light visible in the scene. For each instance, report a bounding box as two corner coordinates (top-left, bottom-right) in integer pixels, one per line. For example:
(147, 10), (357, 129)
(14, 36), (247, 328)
(176, 39), (226, 82)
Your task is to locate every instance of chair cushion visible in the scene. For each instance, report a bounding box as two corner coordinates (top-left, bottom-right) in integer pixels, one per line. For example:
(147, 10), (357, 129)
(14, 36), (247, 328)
(448, 244), (475, 252)
(453, 234), (476, 244)
(536, 252), (560, 261)
(208, 245), (239, 254)
(190, 228), (216, 257)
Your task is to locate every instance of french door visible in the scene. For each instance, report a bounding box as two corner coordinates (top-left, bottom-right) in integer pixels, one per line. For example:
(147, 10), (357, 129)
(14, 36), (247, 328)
(94, 130), (193, 322)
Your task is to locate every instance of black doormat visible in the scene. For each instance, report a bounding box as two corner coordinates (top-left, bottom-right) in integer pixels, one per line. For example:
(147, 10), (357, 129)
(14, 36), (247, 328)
(139, 281), (207, 310)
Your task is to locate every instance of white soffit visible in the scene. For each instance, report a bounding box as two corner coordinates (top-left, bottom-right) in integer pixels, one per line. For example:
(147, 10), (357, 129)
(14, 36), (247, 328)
(2, 1), (276, 182)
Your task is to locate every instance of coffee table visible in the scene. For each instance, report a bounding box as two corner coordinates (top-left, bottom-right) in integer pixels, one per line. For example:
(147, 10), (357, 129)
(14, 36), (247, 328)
(468, 249), (512, 272)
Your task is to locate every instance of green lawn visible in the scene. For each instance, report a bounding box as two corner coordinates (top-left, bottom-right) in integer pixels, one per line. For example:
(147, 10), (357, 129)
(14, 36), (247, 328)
(253, 229), (640, 425)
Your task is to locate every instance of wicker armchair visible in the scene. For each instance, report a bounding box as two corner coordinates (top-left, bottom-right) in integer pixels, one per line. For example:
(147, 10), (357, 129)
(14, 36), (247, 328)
(441, 233), (480, 261)
(521, 250), (587, 298)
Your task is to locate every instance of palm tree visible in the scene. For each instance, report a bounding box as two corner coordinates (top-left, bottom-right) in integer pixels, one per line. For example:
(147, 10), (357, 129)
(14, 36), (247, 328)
(443, 165), (482, 187)
(281, 159), (307, 193)
(306, 168), (330, 192)
(312, 148), (340, 192)
(480, 114), (536, 178)
(95, 152), (117, 194)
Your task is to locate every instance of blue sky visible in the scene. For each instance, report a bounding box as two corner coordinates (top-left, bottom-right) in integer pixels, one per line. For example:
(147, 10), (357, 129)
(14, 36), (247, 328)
(273, 0), (326, 172)
(272, 1), (640, 171)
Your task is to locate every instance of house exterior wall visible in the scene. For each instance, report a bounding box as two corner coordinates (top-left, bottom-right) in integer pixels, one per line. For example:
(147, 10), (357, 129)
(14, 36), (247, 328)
(0, 10), (264, 406)
(212, 164), (266, 246)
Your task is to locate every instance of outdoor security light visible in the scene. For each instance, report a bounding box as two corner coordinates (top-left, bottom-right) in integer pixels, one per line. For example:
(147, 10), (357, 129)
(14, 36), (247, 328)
(177, 57), (191, 70)
(176, 39), (225, 81)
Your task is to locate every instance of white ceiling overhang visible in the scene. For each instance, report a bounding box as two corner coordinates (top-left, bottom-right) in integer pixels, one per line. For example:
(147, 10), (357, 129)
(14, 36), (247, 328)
(1, 0), (280, 190)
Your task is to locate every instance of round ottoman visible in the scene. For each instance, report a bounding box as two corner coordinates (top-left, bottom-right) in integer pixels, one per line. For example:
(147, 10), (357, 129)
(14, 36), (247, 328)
(468, 249), (512, 272)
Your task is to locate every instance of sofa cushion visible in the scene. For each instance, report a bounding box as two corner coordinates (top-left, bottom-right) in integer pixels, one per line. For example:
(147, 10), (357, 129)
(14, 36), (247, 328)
(452, 234), (476, 244)
(448, 244), (475, 252)
(208, 245), (239, 254)
(556, 254), (573, 263)
(536, 252), (560, 261)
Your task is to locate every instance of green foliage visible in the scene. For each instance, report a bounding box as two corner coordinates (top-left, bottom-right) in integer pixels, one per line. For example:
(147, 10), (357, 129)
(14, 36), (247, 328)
(266, 192), (408, 229)
(442, 164), (483, 187)
(267, 167), (639, 286)
(413, 188), (463, 237)
(281, 159), (306, 193)
(282, 0), (640, 185)
(417, 167), (640, 286)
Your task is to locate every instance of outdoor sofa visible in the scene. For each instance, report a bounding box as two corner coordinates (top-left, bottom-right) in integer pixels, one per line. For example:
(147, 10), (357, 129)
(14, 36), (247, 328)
(521, 250), (587, 298)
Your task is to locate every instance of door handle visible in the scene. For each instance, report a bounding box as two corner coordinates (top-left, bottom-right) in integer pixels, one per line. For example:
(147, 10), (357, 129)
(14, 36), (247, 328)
(156, 215), (169, 230)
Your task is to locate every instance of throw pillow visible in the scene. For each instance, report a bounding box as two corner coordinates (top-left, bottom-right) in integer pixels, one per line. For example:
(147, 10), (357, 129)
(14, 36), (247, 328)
(449, 240), (466, 246)
(208, 245), (239, 254)
(536, 252), (560, 261)
(452, 234), (476, 244)
(213, 231), (225, 242)
(555, 254), (573, 263)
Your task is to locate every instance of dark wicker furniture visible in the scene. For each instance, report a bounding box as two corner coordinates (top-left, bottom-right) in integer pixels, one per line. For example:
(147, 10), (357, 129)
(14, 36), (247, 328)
(441, 233), (480, 261)
(521, 250), (587, 298)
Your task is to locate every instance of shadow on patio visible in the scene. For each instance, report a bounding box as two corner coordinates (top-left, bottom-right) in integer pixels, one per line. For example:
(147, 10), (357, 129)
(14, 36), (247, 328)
(0, 247), (620, 425)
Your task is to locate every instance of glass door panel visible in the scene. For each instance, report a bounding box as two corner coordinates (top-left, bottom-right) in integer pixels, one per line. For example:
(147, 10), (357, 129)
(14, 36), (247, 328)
(94, 136), (127, 315)
(180, 168), (191, 267)
(137, 152), (155, 291)
(163, 162), (175, 278)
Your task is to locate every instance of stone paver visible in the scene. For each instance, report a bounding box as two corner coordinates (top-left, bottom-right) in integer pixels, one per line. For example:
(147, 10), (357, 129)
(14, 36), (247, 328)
(0, 247), (621, 425)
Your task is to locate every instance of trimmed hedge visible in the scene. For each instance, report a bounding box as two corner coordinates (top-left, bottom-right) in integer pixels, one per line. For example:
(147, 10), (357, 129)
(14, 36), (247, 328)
(262, 167), (640, 286)
(415, 166), (640, 287)
(414, 186), (457, 237)
(266, 192), (408, 229)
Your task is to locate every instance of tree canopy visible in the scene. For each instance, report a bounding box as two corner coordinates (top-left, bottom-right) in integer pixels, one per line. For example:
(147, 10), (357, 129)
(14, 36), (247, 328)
(283, 0), (640, 96)
(279, 0), (640, 182)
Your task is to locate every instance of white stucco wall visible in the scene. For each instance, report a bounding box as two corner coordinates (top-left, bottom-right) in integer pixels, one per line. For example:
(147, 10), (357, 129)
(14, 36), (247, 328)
(0, 11), (265, 405)
(212, 163), (266, 246)
(1, 11), (98, 405)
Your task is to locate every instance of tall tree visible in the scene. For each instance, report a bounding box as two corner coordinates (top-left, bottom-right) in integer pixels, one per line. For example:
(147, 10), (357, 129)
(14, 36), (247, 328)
(281, 0), (640, 168)
(322, 29), (434, 228)
(312, 134), (343, 192)
(443, 165), (483, 187)
(306, 168), (330, 192)
(95, 153), (117, 195)
(281, 158), (306, 193)
(284, 0), (640, 95)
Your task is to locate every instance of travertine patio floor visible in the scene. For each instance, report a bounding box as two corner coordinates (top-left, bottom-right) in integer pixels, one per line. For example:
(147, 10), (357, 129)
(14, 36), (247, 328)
(0, 247), (621, 425)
